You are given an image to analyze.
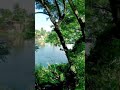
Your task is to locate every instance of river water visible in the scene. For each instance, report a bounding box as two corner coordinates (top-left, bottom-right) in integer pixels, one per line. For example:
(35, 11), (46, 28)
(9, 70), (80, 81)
(35, 43), (69, 67)
(0, 34), (34, 90)
(0, 33), (73, 89)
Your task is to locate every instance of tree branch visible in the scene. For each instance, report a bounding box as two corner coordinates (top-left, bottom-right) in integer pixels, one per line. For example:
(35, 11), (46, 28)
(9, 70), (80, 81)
(54, 0), (62, 19)
(38, 0), (55, 24)
(54, 22), (68, 51)
(36, 0), (70, 65)
(35, 12), (48, 15)
(54, 22), (72, 66)
(68, 0), (85, 40)
(63, 0), (66, 16)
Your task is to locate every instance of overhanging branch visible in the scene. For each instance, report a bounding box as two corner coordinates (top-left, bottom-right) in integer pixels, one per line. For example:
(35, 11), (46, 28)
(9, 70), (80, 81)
(68, 0), (85, 40)
(54, 0), (62, 19)
(38, 0), (55, 24)
(35, 12), (48, 15)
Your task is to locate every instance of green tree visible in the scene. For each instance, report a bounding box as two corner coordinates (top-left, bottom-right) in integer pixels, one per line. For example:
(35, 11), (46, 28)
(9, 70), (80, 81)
(35, 0), (85, 89)
(86, 0), (120, 89)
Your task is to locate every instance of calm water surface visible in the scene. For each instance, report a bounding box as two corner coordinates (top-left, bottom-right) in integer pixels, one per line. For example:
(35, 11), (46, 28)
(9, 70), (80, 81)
(0, 34), (34, 90)
(35, 43), (68, 67)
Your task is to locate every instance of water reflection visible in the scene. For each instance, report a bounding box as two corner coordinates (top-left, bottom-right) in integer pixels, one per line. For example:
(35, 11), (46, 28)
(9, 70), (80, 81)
(0, 33), (34, 89)
(0, 41), (10, 62)
(0, 32), (24, 62)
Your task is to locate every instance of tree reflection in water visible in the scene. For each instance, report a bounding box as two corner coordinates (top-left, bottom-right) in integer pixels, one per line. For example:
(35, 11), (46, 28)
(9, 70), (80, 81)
(0, 41), (10, 62)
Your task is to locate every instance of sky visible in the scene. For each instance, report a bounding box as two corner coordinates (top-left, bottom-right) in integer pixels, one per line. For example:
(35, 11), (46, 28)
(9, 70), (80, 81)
(35, 9), (53, 32)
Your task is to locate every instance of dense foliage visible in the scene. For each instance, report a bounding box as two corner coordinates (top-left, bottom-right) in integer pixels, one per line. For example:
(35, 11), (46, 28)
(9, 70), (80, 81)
(35, 0), (120, 89)
(35, 0), (85, 90)
(86, 0), (120, 89)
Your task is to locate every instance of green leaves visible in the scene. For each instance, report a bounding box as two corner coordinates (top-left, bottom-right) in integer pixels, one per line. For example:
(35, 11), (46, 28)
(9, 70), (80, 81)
(35, 64), (67, 84)
(35, 0), (85, 89)
(46, 30), (60, 45)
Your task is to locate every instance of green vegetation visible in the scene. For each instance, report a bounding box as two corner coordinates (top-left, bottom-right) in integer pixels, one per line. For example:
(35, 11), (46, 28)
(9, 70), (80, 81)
(35, 0), (85, 89)
(35, 49), (85, 90)
(86, 0), (120, 89)
(0, 3), (34, 40)
(35, 0), (120, 89)
(35, 28), (50, 46)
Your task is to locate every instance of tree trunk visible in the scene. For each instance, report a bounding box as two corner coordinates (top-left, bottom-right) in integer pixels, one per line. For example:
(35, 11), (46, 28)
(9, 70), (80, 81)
(68, 0), (85, 40)
(68, 0), (85, 53)
(54, 23), (72, 65)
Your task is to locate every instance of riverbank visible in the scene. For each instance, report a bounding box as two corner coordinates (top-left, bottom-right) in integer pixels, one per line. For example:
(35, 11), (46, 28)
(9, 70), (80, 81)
(35, 56), (85, 90)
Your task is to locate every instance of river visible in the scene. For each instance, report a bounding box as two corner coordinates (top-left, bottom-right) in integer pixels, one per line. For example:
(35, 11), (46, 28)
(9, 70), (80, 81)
(35, 43), (69, 67)
(0, 33), (74, 89)
(0, 34), (34, 90)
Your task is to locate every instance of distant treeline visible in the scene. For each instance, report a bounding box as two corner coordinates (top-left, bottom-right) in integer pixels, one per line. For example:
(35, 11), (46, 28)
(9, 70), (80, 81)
(0, 3), (34, 39)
